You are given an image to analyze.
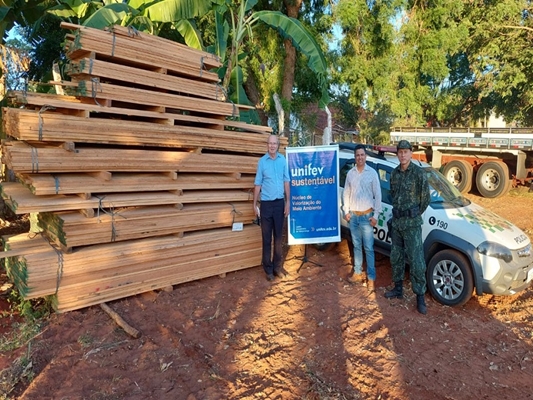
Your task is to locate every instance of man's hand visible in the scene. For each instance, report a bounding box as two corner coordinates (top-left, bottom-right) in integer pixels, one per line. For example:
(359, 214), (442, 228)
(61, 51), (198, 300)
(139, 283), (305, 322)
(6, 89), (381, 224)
(369, 217), (377, 227)
(345, 213), (351, 222)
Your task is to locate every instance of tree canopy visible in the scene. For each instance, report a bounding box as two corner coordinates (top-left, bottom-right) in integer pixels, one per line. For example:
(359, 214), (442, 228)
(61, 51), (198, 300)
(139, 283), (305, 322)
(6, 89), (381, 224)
(333, 0), (533, 142)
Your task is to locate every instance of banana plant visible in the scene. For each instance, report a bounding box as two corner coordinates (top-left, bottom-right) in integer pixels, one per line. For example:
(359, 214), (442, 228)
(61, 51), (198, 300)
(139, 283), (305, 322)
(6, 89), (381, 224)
(4, 0), (329, 123)
(45, 0), (212, 35)
(208, 0), (329, 123)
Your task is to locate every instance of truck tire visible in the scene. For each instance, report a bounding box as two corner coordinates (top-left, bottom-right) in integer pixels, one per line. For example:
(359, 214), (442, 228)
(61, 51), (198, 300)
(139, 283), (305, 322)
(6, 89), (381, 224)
(442, 160), (473, 193)
(475, 161), (510, 198)
(426, 249), (474, 306)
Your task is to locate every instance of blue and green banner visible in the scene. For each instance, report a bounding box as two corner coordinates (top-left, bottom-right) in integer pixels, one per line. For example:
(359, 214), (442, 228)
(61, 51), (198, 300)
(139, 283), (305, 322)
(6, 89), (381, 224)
(287, 145), (340, 245)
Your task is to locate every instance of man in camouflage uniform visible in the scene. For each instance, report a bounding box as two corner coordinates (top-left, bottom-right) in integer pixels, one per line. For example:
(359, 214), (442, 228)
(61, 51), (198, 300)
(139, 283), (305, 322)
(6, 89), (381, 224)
(384, 140), (431, 314)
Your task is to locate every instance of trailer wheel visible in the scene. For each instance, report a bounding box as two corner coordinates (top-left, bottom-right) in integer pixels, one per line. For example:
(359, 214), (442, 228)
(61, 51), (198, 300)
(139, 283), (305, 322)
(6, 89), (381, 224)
(475, 161), (510, 198)
(442, 160), (473, 193)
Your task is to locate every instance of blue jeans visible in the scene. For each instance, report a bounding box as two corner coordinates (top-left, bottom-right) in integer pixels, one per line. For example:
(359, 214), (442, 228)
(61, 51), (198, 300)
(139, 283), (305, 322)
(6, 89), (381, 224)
(349, 211), (376, 281)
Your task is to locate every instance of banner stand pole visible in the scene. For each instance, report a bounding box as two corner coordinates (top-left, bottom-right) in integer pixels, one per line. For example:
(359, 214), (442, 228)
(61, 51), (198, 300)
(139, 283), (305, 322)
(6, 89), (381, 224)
(295, 244), (323, 273)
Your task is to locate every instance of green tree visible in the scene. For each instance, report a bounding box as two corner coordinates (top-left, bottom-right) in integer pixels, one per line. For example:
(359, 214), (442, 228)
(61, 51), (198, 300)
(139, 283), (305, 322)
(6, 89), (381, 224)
(334, 0), (533, 130)
(332, 0), (403, 140)
(463, 0), (533, 125)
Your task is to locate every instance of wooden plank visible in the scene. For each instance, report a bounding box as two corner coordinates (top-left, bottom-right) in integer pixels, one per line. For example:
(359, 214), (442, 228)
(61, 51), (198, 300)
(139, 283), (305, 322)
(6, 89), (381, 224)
(3, 226), (261, 308)
(67, 58), (225, 101)
(61, 23), (221, 82)
(18, 172), (255, 196)
(3, 107), (268, 154)
(1, 141), (259, 174)
(54, 250), (261, 312)
(0, 182), (253, 214)
(9, 91), (273, 135)
(74, 80), (236, 117)
(38, 202), (255, 248)
(106, 24), (221, 69)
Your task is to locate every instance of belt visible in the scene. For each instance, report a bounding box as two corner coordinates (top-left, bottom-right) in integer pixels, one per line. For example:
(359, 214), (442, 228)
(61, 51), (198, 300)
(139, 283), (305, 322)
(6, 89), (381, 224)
(392, 206), (419, 218)
(352, 207), (373, 216)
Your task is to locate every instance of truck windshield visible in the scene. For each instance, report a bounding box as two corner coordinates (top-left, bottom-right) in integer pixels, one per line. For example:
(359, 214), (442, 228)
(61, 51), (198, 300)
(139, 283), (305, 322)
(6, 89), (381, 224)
(425, 167), (471, 208)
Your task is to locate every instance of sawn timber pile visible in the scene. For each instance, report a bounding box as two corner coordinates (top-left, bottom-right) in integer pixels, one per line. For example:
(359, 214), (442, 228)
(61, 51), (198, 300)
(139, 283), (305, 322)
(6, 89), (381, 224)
(1, 23), (284, 312)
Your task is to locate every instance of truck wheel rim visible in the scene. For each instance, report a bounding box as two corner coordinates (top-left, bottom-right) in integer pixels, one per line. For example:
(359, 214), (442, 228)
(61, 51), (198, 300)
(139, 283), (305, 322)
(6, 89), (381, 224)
(446, 166), (463, 186)
(479, 168), (501, 191)
(431, 260), (464, 300)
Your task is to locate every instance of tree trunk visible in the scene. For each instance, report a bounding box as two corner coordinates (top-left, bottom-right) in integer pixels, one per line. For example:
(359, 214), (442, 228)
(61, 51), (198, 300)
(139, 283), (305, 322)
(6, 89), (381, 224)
(281, 0), (302, 137)
(244, 65), (268, 126)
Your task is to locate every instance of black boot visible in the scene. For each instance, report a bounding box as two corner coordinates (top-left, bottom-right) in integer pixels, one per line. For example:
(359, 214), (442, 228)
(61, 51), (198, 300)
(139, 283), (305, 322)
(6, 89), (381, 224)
(416, 294), (427, 315)
(384, 281), (403, 299)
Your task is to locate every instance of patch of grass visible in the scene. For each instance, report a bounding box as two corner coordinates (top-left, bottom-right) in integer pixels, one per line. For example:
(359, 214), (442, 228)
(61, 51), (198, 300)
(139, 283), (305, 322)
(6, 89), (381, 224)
(0, 287), (52, 352)
(5, 287), (53, 322)
(508, 186), (533, 197)
(78, 332), (94, 349)
(0, 344), (35, 399)
(0, 319), (42, 353)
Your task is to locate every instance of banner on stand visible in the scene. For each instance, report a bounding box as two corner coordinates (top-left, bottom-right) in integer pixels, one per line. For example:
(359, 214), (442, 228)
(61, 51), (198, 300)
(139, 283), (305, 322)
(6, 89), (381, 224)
(287, 145), (340, 245)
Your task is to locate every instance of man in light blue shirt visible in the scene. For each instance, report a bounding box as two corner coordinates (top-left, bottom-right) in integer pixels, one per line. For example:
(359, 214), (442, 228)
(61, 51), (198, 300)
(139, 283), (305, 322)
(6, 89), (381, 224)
(253, 135), (290, 281)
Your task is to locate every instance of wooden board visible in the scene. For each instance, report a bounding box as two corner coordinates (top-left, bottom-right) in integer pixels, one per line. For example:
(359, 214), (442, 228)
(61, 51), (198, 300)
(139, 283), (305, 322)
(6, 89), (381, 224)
(39, 202), (255, 248)
(18, 172), (255, 196)
(0, 181), (254, 214)
(3, 226), (262, 312)
(1, 141), (259, 174)
(4, 107), (269, 154)
(9, 91), (273, 135)
(74, 80), (236, 117)
(67, 58), (225, 101)
(61, 23), (221, 82)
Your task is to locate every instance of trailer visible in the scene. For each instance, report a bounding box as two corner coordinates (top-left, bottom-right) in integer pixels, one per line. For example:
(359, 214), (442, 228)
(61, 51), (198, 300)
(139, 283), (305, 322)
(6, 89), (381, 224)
(390, 127), (533, 198)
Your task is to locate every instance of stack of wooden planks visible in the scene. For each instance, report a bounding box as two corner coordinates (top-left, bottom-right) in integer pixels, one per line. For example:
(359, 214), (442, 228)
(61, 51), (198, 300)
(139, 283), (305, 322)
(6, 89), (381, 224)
(1, 22), (284, 312)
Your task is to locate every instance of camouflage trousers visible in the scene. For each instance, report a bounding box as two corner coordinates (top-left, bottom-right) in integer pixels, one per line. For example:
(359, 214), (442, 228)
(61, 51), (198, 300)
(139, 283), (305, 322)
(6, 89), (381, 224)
(390, 224), (427, 295)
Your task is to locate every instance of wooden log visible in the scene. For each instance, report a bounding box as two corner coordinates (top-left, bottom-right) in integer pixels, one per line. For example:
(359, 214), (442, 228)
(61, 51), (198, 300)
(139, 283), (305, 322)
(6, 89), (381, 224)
(100, 303), (141, 338)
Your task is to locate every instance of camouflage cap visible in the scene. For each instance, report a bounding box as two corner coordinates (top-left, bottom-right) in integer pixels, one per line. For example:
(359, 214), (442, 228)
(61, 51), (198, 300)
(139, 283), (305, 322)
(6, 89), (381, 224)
(397, 140), (413, 151)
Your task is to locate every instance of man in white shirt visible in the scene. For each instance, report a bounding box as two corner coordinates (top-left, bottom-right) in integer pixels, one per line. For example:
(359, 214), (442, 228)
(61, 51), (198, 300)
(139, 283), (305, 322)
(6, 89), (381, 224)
(342, 145), (382, 292)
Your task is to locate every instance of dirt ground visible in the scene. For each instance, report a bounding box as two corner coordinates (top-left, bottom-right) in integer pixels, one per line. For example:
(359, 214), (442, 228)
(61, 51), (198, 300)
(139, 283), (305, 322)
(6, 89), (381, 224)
(2, 187), (533, 399)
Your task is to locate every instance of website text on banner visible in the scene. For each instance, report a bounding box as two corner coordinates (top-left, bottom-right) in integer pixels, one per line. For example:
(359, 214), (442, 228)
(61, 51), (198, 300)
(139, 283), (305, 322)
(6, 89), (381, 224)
(287, 145), (340, 245)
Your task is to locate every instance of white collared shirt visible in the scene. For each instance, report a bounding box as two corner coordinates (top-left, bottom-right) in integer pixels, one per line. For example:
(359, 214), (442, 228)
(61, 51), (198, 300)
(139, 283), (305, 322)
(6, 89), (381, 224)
(342, 164), (382, 219)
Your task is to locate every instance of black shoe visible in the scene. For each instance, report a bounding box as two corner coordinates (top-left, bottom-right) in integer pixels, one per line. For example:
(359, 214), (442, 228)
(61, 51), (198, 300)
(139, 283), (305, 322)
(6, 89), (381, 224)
(266, 274), (275, 281)
(384, 281), (403, 299)
(417, 294), (427, 315)
(274, 267), (288, 278)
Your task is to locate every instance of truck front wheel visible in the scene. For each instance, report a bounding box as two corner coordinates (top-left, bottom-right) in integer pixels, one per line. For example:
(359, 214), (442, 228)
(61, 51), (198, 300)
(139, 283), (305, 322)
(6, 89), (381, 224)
(426, 249), (474, 306)
(442, 160), (473, 193)
(475, 161), (510, 198)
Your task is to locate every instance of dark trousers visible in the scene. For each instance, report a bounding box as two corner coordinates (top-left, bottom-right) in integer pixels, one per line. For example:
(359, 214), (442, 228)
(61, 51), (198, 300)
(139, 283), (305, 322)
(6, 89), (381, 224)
(260, 199), (284, 274)
(390, 225), (427, 295)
